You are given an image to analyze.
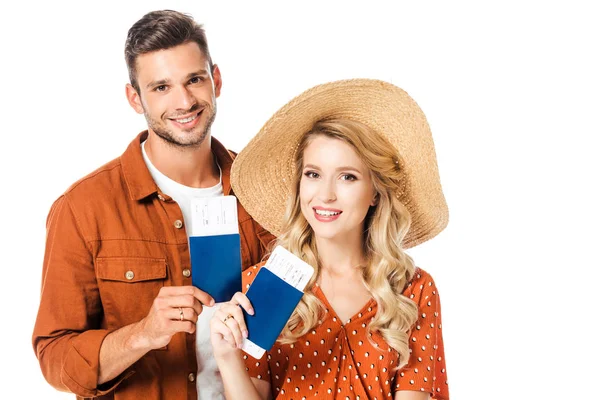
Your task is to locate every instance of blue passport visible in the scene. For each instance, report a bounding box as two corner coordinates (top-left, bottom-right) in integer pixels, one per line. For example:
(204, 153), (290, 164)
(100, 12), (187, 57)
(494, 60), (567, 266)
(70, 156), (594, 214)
(240, 245), (315, 359)
(243, 268), (304, 350)
(190, 233), (242, 303)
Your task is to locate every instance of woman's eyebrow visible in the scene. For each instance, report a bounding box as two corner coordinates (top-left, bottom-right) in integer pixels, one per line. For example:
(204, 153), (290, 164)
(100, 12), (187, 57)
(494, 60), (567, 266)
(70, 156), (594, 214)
(303, 164), (363, 174)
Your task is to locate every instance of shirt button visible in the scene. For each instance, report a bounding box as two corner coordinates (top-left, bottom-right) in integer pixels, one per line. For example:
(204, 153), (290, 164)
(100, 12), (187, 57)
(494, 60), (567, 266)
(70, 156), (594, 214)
(182, 268), (191, 278)
(174, 220), (183, 229)
(188, 373), (195, 382)
(125, 270), (134, 280)
(157, 194), (165, 201)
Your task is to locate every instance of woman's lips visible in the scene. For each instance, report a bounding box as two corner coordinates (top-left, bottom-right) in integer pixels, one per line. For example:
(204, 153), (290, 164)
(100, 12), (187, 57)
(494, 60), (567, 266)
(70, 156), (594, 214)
(313, 207), (342, 222)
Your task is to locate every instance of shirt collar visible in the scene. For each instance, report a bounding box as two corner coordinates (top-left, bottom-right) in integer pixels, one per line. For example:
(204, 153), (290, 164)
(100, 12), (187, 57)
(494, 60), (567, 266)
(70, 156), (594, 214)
(120, 131), (235, 201)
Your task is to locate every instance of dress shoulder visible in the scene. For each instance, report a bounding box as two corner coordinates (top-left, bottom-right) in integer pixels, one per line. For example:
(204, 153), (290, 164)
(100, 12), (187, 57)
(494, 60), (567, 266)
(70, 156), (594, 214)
(403, 267), (439, 299)
(242, 260), (268, 292)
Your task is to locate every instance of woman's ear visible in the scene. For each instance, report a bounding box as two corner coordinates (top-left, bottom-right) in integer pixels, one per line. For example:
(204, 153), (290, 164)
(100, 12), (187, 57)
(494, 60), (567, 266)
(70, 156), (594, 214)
(371, 193), (379, 207)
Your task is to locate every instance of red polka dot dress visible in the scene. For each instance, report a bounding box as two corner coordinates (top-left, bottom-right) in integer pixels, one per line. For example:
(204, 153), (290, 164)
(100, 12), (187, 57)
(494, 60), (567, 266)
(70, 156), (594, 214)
(242, 264), (449, 399)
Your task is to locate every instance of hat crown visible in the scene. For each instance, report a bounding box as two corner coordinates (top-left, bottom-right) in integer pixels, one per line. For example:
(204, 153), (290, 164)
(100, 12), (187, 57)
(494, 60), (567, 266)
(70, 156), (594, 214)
(232, 79), (448, 248)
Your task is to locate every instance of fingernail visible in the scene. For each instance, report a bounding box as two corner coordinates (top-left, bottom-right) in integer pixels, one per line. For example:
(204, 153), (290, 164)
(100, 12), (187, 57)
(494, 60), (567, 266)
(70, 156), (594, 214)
(249, 308), (255, 316)
(210, 299), (215, 306)
(243, 330), (248, 338)
(238, 343), (243, 349)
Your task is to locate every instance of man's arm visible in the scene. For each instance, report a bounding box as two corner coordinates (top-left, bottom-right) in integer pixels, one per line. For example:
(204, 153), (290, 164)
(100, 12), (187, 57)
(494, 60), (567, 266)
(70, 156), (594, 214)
(33, 195), (117, 397)
(253, 221), (277, 260)
(98, 286), (212, 384)
(32, 196), (214, 395)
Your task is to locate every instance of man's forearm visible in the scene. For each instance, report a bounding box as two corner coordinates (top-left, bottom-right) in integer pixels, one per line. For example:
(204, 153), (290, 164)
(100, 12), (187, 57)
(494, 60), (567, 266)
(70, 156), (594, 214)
(98, 320), (152, 384)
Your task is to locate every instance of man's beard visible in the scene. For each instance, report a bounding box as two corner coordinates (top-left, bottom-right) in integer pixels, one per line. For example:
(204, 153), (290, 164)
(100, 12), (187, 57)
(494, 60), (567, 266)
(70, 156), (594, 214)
(144, 102), (217, 148)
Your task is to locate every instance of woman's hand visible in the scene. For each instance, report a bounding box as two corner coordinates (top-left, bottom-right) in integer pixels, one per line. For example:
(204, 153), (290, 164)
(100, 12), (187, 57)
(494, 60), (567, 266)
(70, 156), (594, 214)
(210, 292), (255, 360)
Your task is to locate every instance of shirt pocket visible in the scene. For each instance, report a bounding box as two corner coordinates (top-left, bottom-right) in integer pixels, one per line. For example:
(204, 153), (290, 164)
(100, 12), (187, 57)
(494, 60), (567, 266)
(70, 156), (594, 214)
(96, 257), (167, 330)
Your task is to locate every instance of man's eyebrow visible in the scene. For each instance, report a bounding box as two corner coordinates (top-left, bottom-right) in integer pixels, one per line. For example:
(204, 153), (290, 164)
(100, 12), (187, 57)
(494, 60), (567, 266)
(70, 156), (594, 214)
(146, 79), (169, 89)
(186, 69), (209, 79)
(146, 70), (210, 89)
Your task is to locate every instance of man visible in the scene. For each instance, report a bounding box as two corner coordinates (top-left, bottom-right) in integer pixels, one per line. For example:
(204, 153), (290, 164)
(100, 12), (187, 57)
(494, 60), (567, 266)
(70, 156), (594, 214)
(32, 10), (274, 400)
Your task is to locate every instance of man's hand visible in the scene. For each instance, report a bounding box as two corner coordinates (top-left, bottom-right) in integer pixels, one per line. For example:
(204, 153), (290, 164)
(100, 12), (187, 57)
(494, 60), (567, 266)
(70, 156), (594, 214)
(135, 286), (215, 350)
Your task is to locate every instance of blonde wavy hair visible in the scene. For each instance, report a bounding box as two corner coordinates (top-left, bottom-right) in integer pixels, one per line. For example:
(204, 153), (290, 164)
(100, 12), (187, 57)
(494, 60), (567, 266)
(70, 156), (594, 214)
(275, 118), (419, 368)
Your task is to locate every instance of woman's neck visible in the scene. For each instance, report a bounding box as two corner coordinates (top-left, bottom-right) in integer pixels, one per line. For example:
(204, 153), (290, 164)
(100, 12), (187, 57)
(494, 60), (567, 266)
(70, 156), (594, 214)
(315, 233), (365, 275)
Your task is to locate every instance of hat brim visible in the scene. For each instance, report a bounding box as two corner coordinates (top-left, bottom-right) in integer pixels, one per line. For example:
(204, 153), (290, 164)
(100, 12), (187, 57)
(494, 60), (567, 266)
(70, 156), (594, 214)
(231, 79), (448, 248)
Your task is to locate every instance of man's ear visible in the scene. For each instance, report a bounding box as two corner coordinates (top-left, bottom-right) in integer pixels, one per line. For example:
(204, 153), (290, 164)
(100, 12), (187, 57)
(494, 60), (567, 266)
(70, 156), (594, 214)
(212, 64), (222, 98)
(126, 83), (144, 114)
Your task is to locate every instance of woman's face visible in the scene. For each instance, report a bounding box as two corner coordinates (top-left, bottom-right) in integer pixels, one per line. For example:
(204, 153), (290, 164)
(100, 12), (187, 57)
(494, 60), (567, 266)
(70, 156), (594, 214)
(300, 135), (377, 242)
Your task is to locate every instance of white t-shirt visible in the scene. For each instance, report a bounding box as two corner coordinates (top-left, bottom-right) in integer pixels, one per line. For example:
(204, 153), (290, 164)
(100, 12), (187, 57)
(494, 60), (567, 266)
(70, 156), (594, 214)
(142, 141), (225, 400)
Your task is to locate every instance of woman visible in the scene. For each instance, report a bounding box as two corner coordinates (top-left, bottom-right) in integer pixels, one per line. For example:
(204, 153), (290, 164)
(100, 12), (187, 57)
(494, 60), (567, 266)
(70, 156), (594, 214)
(210, 79), (450, 399)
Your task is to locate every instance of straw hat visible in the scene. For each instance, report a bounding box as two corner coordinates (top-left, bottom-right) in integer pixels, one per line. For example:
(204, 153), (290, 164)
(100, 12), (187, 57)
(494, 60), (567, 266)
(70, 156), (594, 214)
(231, 79), (448, 248)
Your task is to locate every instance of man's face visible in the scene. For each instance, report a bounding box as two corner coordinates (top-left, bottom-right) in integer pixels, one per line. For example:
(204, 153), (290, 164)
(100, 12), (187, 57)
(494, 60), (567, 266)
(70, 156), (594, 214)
(127, 41), (221, 147)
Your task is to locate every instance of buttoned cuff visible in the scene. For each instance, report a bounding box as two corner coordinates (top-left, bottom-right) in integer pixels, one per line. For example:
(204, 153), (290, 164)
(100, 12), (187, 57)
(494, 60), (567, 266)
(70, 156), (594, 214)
(60, 329), (134, 397)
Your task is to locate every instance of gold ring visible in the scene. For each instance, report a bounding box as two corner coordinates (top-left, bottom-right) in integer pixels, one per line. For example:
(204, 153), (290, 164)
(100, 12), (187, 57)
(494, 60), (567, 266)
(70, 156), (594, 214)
(223, 314), (233, 323)
(179, 307), (184, 321)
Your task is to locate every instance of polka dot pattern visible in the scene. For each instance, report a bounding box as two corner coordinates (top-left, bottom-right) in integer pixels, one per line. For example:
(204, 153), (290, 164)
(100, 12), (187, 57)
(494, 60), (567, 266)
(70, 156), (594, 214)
(242, 264), (449, 399)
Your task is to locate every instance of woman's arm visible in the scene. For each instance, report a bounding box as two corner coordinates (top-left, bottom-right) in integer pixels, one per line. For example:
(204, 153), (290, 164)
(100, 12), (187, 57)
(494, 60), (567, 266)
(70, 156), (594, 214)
(216, 351), (271, 400)
(210, 292), (272, 400)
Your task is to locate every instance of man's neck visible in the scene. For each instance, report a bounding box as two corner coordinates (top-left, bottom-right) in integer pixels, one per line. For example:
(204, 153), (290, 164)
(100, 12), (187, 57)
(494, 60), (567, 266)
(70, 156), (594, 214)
(144, 131), (220, 188)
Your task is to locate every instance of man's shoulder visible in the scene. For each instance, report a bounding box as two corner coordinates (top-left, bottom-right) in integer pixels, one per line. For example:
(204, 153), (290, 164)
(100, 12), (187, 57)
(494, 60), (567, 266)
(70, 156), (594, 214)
(62, 155), (125, 203)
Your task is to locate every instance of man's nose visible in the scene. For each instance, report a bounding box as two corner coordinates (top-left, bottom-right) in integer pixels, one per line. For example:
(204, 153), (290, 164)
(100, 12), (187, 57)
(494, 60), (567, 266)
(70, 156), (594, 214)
(174, 86), (197, 110)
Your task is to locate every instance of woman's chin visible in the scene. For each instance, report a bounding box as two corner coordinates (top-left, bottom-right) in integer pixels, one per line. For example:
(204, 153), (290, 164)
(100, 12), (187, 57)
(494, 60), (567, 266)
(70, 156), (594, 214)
(310, 225), (346, 242)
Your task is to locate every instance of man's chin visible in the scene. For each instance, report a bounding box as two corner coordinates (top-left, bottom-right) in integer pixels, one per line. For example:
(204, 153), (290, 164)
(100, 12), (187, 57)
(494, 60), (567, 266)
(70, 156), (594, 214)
(154, 129), (209, 148)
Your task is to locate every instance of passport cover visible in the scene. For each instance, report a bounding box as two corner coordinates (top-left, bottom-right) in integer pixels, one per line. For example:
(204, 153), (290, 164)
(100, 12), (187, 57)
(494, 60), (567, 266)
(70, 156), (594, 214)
(190, 233), (242, 303)
(244, 268), (304, 350)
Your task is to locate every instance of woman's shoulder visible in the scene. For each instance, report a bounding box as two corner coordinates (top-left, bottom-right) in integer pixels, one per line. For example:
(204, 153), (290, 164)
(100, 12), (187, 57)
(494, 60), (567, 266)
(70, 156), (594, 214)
(403, 267), (441, 301)
(411, 267), (436, 285)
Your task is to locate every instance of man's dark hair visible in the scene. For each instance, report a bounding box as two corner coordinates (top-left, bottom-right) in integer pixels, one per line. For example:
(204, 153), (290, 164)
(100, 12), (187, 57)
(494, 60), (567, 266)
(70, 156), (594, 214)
(125, 10), (213, 92)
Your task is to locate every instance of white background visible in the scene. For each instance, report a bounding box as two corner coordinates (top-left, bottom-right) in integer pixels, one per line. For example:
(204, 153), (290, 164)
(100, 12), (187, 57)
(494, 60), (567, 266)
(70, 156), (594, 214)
(1, 1), (598, 399)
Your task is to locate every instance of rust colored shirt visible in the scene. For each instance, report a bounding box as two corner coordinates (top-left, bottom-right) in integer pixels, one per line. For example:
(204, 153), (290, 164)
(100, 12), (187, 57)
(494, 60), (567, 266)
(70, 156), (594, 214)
(32, 132), (275, 400)
(243, 264), (449, 400)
